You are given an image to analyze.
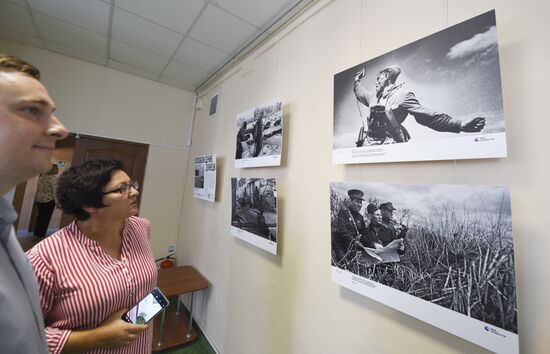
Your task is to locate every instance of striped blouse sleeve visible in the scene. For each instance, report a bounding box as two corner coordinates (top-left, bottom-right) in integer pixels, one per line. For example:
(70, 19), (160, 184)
(27, 246), (72, 354)
(145, 218), (151, 240)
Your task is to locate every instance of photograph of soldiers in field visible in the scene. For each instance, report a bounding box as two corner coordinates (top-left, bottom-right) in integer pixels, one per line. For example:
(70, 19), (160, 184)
(333, 10), (506, 164)
(231, 178), (277, 254)
(330, 182), (517, 335)
(235, 98), (283, 168)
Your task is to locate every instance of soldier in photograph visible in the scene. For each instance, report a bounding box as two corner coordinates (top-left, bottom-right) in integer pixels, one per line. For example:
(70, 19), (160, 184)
(333, 189), (367, 266)
(355, 205), (404, 267)
(235, 121), (248, 159)
(363, 203), (378, 227)
(252, 111), (264, 157)
(378, 202), (407, 254)
(353, 65), (486, 146)
(360, 206), (384, 249)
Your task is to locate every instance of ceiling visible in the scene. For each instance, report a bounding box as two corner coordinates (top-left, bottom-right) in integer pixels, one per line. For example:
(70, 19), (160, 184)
(0, 0), (313, 92)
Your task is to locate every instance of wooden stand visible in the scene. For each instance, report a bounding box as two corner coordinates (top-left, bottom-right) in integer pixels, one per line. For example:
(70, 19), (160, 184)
(152, 266), (209, 352)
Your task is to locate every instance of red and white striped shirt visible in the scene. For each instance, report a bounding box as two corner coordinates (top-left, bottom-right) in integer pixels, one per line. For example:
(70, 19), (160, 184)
(26, 216), (157, 354)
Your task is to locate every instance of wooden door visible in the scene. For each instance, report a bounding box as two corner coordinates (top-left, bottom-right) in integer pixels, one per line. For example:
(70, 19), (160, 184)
(12, 181), (27, 230)
(59, 134), (149, 227)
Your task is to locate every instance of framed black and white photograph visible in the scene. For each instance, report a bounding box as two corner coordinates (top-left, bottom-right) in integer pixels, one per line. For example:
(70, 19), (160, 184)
(330, 181), (518, 353)
(231, 177), (277, 254)
(235, 97), (283, 168)
(333, 10), (507, 164)
(209, 92), (219, 118)
(194, 163), (204, 188)
(194, 154), (216, 202)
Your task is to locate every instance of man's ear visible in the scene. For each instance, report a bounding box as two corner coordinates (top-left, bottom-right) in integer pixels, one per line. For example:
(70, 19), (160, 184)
(83, 206), (98, 215)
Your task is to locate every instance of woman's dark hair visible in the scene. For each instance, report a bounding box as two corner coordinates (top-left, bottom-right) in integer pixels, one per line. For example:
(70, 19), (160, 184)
(56, 159), (126, 220)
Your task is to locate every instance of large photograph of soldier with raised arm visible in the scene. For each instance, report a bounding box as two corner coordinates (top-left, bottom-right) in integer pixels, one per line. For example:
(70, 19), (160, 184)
(330, 181), (518, 353)
(333, 10), (507, 164)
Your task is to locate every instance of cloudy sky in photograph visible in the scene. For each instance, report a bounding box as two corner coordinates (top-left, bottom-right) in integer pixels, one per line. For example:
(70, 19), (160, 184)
(331, 181), (511, 225)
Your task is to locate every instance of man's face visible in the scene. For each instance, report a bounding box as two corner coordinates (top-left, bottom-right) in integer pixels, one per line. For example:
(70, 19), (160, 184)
(349, 197), (362, 212)
(0, 71), (68, 188)
(381, 208), (393, 220)
(373, 210), (382, 224)
(375, 73), (389, 95)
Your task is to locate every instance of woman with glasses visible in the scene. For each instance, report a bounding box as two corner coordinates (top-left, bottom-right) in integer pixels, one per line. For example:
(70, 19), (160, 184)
(26, 159), (156, 354)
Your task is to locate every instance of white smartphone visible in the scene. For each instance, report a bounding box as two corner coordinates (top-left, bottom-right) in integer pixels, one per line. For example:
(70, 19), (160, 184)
(122, 287), (170, 324)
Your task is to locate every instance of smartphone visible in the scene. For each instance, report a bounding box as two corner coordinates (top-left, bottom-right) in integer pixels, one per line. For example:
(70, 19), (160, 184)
(122, 287), (170, 324)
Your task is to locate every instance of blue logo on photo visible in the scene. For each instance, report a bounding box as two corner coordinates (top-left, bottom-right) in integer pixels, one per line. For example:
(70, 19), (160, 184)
(484, 325), (506, 337)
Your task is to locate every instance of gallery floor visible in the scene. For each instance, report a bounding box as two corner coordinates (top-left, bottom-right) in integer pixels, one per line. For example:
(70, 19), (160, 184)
(160, 324), (215, 354)
(157, 297), (216, 354)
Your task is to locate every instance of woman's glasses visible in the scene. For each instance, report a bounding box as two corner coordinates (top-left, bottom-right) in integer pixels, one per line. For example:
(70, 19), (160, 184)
(103, 181), (139, 195)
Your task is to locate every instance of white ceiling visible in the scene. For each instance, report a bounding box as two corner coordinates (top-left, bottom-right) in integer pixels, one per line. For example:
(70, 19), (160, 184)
(0, 0), (313, 92)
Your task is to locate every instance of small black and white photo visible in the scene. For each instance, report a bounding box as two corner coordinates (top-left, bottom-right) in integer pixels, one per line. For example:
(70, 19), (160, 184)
(194, 164), (204, 189)
(235, 98), (283, 168)
(194, 154), (216, 202)
(333, 10), (507, 164)
(231, 177), (277, 254)
(205, 163), (215, 172)
(331, 182), (518, 353)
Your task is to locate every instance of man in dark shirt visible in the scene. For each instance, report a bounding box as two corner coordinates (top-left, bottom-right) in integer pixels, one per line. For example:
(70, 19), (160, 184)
(356, 206), (404, 267)
(334, 189), (367, 267)
(252, 111), (264, 157)
(378, 202), (407, 255)
(360, 207), (383, 249)
(235, 121), (248, 159)
(353, 65), (485, 145)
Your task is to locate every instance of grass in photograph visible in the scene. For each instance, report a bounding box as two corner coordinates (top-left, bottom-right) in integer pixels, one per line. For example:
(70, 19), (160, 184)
(330, 189), (517, 333)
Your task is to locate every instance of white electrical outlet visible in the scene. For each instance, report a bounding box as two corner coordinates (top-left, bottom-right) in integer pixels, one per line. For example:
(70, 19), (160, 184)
(168, 245), (175, 253)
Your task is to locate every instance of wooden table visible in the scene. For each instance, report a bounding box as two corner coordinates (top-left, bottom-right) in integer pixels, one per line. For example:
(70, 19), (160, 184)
(152, 266), (209, 352)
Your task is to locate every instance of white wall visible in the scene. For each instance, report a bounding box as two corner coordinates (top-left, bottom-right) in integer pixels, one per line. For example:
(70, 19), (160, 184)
(0, 39), (195, 259)
(178, 0), (550, 353)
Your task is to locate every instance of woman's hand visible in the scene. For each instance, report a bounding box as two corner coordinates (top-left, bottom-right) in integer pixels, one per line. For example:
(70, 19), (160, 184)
(95, 309), (149, 349)
(62, 308), (149, 353)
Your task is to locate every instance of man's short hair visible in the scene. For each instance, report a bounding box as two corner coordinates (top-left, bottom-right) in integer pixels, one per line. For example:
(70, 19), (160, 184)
(0, 53), (41, 80)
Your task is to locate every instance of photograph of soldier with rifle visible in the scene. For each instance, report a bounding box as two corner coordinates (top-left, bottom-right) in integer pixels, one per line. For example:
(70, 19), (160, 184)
(333, 10), (507, 164)
(330, 181), (518, 336)
(235, 98), (283, 168)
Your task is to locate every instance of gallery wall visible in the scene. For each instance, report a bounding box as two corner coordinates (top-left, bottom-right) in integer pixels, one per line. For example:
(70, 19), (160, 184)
(0, 38), (196, 259)
(178, 0), (550, 353)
